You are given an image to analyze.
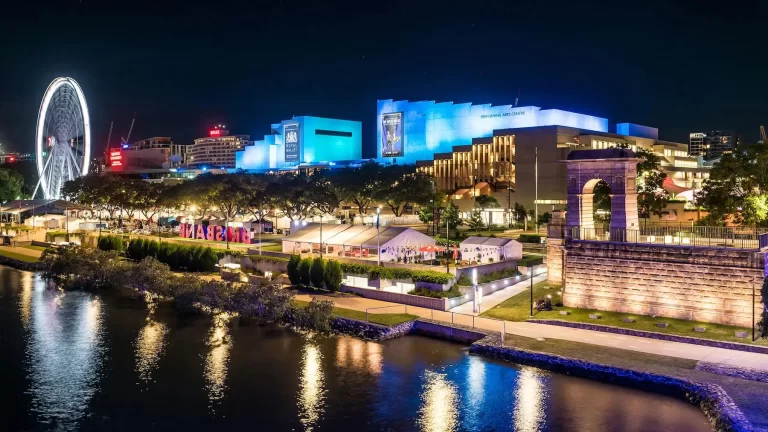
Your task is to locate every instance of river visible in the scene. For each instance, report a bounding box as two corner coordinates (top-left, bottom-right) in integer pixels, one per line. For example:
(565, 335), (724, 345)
(0, 265), (711, 431)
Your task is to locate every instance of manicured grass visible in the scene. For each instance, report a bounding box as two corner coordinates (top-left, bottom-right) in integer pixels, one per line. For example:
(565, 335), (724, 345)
(294, 299), (417, 327)
(482, 280), (767, 346)
(21, 245), (48, 252)
(256, 243), (283, 252)
(0, 249), (41, 263)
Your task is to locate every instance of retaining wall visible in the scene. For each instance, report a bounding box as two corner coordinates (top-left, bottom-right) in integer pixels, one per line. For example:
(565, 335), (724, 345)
(564, 241), (764, 327)
(340, 284), (450, 310)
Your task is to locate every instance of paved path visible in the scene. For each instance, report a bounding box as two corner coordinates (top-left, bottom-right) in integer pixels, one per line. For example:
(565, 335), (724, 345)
(448, 273), (549, 315)
(296, 286), (768, 372)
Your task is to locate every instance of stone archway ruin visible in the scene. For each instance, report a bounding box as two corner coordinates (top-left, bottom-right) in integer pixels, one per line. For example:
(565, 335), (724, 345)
(564, 148), (640, 236)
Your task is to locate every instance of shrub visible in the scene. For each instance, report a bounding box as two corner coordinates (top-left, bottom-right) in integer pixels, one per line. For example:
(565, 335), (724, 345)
(146, 240), (159, 258)
(518, 255), (544, 267)
(126, 238), (144, 259)
(298, 258), (312, 286)
(456, 273), (472, 286)
(310, 257), (325, 288)
(408, 285), (462, 298)
(518, 234), (543, 244)
(293, 299), (334, 332)
(323, 260), (343, 292)
(287, 255), (301, 285)
(199, 247), (219, 272)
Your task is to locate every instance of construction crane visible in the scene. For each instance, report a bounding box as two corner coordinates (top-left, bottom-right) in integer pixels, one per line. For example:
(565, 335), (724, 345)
(104, 121), (114, 152)
(120, 113), (136, 146)
(760, 125), (767, 144)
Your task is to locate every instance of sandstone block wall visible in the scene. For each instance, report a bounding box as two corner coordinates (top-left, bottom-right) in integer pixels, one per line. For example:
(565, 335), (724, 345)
(546, 238), (564, 285)
(564, 242), (764, 327)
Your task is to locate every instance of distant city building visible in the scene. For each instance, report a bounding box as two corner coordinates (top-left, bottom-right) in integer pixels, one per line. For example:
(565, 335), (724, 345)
(189, 128), (251, 169)
(107, 136), (189, 172)
(376, 99), (609, 165)
(689, 131), (735, 160)
(236, 116), (362, 172)
(0, 152), (35, 164)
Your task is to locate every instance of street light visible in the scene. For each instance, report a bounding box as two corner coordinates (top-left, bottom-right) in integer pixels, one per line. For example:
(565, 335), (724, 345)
(319, 214), (323, 259)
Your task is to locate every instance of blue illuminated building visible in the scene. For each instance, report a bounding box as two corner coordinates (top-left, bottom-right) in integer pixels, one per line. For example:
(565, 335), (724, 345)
(236, 116), (362, 171)
(376, 99), (609, 164)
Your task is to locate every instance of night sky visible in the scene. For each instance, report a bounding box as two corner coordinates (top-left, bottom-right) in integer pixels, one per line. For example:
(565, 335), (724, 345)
(1, 0), (766, 158)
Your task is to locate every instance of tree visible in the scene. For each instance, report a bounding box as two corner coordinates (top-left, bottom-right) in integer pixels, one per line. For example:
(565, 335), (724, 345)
(440, 202), (462, 235)
(0, 168), (24, 203)
(135, 182), (167, 223)
(474, 195), (500, 228)
(467, 209), (485, 233)
(696, 143), (768, 226)
(310, 257), (325, 288)
(287, 255), (302, 285)
(269, 172), (317, 221)
(336, 161), (386, 215)
(512, 202), (527, 227)
(376, 166), (434, 217)
(298, 258), (312, 286)
(323, 260), (342, 292)
(536, 212), (552, 228)
(592, 180), (612, 227)
(311, 171), (344, 216)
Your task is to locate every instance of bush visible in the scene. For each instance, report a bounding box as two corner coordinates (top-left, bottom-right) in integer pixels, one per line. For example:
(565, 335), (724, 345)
(199, 247), (218, 272)
(456, 273), (472, 286)
(759, 277), (768, 339)
(287, 255), (301, 285)
(126, 238), (144, 259)
(518, 255), (544, 267)
(518, 234), (543, 244)
(310, 257), (325, 288)
(146, 240), (159, 258)
(293, 299), (334, 332)
(336, 261), (453, 285)
(98, 235), (124, 252)
(408, 285), (462, 298)
(323, 260), (343, 292)
(298, 258), (312, 286)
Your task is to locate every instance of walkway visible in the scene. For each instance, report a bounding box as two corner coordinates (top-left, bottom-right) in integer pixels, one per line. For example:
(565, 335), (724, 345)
(448, 273), (549, 315)
(0, 246), (44, 259)
(296, 288), (768, 372)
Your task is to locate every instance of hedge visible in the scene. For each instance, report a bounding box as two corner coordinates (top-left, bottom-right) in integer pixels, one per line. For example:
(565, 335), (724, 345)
(97, 235), (124, 252)
(247, 254), (290, 264)
(518, 255), (544, 267)
(517, 234), (543, 244)
(337, 261), (453, 285)
(124, 239), (218, 272)
(408, 286), (462, 298)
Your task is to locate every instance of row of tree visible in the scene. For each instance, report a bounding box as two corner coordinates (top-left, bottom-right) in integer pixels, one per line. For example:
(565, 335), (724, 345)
(62, 161), (435, 223)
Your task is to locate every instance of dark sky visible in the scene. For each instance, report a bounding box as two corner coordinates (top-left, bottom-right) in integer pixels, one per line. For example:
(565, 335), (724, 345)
(1, 0), (766, 158)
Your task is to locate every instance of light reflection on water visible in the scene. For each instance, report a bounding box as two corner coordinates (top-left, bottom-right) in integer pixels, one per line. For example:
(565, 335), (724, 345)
(418, 370), (460, 432)
(335, 336), (383, 375)
(25, 276), (105, 431)
(134, 309), (168, 385)
(513, 367), (546, 432)
(298, 337), (326, 431)
(204, 312), (233, 410)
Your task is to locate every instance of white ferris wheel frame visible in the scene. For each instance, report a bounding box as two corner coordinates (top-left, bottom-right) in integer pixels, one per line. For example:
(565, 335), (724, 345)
(35, 77), (91, 199)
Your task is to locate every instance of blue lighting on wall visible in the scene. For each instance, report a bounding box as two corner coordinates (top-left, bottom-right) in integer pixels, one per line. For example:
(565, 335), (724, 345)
(376, 99), (609, 164)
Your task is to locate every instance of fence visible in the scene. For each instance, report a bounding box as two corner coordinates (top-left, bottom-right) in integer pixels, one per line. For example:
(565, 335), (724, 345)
(364, 304), (506, 343)
(572, 226), (768, 249)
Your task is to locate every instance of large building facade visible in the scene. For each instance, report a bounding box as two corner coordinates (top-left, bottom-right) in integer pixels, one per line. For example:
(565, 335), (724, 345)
(376, 99), (608, 165)
(236, 116), (362, 171)
(189, 129), (251, 169)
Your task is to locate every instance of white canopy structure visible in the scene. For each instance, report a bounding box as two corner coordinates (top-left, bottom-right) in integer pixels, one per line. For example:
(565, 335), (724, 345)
(283, 223), (436, 262)
(459, 236), (522, 264)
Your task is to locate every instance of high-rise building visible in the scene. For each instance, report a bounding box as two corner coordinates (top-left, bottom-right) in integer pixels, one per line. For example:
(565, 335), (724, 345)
(688, 131), (735, 160)
(189, 127), (251, 169)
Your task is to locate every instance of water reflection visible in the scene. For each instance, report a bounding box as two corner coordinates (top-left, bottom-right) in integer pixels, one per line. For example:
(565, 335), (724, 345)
(335, 337), (382, 374)
(134, 303), (168, 385)
(204, 313), (233, 410)
(298, 339), (326, 430)
(18, 271), (33, 327)
(513, 367), (546, 432)
(26, 277), (105, 431)
(418, 370), (459, 432)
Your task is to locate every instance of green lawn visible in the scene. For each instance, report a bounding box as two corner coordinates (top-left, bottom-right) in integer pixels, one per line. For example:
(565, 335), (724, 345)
(294, 299), (417, 327)
(21, 245), (48, 252)
(0, 249), (41, 263)
(482, 280), (767, 346)
(256, 243), (283, 252)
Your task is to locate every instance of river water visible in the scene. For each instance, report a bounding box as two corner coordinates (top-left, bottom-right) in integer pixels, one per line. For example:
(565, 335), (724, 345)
(0, 265), (711, 431)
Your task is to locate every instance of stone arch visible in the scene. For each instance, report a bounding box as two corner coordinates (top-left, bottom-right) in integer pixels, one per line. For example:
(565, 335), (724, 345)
(564, 149), (640, 234)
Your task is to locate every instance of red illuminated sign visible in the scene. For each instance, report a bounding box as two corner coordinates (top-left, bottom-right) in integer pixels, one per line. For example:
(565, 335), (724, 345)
(109, 150), (123, 171)
(209, 129), (221, 137)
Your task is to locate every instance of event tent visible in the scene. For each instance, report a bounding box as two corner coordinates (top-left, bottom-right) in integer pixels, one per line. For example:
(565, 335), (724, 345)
(459, 236), (522, 264)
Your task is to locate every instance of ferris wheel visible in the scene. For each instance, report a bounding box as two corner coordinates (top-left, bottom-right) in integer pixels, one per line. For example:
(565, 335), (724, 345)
(33, 77), (91, 199)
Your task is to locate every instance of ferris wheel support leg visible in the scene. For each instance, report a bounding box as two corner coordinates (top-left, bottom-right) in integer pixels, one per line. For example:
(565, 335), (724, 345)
(32, 150), (55, 199)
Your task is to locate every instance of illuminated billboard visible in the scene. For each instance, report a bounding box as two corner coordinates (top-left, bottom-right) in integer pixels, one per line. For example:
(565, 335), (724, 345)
(109, 150), (123, 171)
(284, 123), (301, 162)
(381, 112), (403, 157)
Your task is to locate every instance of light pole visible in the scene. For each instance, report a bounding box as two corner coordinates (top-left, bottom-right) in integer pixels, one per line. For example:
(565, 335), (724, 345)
(472, 268), (480, 313)
(376, 207), (381, 266)
(529, 267), (534, 318)
(65, 204), (70, 243)
(445, 214), (450, 274)
(320, 214), (323, 259)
